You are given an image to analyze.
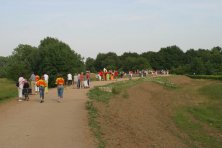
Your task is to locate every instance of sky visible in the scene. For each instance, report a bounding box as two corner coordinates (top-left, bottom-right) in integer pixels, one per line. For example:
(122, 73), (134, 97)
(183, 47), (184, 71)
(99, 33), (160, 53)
(0, 0), (222, 59)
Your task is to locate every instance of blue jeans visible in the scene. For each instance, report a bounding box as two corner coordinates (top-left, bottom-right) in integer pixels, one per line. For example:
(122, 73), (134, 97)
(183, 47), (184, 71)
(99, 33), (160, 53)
(39, 86), (45, 99)
(57, 85), (64, 98)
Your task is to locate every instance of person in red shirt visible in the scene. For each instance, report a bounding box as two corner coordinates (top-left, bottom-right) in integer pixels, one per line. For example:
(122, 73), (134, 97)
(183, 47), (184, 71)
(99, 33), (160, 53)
(80, 72), (84, 88)
(36, 76), (47, 103)
(114, 70), (118, 81)
(86, 71), (90, 87)
(99, 70), (103, 81)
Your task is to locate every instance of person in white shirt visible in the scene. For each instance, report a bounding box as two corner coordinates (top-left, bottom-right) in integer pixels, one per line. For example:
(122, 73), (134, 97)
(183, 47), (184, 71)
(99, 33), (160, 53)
(17, 74), (25, 101)
(44, 73), (49, 93)
(67, 73), (72, 86)
(73, 73), (78, 88)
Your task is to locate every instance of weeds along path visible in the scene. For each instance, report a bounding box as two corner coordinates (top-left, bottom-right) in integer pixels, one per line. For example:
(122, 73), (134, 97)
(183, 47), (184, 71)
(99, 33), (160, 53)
(0, 80), (115, 148)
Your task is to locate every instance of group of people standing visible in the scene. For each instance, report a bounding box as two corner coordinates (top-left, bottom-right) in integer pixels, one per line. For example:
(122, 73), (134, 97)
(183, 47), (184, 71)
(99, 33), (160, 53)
(97, 68), (118, 81)
(67, 71), (91, 89)
(17, 73), (65, 103)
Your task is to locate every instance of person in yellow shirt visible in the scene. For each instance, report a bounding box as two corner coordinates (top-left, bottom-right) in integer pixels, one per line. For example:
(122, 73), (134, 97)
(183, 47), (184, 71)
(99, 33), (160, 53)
(55, 74), (65, 102)
(36, 76), (47, 103)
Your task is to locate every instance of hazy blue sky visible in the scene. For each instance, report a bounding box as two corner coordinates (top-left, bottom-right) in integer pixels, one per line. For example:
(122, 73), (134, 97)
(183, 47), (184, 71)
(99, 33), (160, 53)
(1, 0), (222, 58)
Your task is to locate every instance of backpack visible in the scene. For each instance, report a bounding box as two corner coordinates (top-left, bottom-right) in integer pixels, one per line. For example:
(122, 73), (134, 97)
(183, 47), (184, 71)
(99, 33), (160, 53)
(16, 82), (19, 87)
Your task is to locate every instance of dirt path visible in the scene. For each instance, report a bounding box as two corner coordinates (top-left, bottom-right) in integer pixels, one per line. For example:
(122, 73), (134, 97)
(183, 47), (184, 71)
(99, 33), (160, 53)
(0, 80), (112, 148)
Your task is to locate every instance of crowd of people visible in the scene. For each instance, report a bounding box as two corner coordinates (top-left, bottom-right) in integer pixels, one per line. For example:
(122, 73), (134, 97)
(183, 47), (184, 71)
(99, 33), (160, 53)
(17, 69), (169, 103)
(16, 71), (91, 103)
(96, 68), (119, 81)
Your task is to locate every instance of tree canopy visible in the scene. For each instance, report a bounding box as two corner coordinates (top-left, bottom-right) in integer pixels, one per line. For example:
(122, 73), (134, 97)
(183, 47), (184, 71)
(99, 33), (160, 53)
(0, 37), (221, 86)
(2, 37), (85, 87)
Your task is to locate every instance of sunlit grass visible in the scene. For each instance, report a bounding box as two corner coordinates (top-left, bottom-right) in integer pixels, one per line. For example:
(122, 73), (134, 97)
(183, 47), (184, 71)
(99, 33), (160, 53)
(0, 78), (17, 103)
(173, 81), (222, 147)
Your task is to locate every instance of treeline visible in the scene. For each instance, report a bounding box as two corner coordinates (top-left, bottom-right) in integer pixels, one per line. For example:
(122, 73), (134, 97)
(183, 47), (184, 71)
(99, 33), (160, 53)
(0, 37), (222, 87)
(86, 46), (222, 75)
(0, 37), (84, 87)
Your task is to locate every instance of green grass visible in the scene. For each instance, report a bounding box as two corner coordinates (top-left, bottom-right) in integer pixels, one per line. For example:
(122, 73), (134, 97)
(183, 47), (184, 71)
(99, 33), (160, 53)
(88, 87), (113, 103)
(199, 83), (222, 100)
(0, 78), (17, 103)
(188, 106), (222, 131)
(174, 108), (222, 148)
(144, 76), (178, 88)
(173, 81), (222, 147)
(187, 75), (222, 81)
(86, 100), (106, 148)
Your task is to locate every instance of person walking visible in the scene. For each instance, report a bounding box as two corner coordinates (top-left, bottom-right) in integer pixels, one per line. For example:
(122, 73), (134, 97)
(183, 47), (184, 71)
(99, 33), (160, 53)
(44, 73), (49, 93)
(36, 76), (47, 103)
(80, 72), (84, 88)
(77, 73), (80, 89)
(56, 74), (65, 102)
(86, 71), (90, 87)
(73, 73), (78, 88)
(67, 73), (72, 86)
(35, 74), (40, 94)
(17, 74), (25, 101)
(29, 72), (35, 95)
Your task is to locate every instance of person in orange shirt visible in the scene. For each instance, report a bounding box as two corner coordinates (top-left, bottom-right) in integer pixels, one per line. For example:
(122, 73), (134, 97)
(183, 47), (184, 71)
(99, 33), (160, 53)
(55, 74), (65, 102)
(36, 76), (47, 103)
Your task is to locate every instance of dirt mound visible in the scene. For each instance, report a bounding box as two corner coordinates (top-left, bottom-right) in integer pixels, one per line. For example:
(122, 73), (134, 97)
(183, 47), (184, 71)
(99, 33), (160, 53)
(96, 81), (188, 148)
(167, 75), (192, 85)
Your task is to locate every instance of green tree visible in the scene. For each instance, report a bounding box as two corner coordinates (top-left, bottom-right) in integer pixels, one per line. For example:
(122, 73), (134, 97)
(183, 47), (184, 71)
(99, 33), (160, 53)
(157, 45), (185, 70)
(94, 52), (120, 71)
(38, 37), (84, 87)
(85, 57), (96, 73)
(190, 58), (206, 75)
(5, 44), (38, 81)
(122, 56), (150, 71)
(0, 56), (8, 78)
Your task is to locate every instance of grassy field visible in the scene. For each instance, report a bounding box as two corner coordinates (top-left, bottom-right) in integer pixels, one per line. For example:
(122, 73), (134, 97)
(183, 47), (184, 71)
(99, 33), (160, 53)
(87, 76), (222, 148)
(172, 79), (222, 148)
(0, 78), (17, 103)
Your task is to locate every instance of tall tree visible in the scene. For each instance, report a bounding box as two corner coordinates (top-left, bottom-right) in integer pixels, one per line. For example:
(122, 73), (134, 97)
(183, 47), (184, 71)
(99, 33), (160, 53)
(5, 44), (38, 80)
(0, 56), (8, 78)
(94, 52), (120, 71)
(85, 57), (96, 72)
(38, 37), (84, 87)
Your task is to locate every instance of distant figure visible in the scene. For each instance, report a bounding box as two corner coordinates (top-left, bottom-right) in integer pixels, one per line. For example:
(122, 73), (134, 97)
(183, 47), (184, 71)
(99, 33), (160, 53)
(35, 74), (40, 94)
(44, 73), (49, 93)
(29, 72), (35, 95)
(73, 73), (78, 88)
(56, 74), (65, 102)
(98, 70), (103, 81)
(17, 74), (25, 101)
(67, 73), (72, 86)
(129, 71), (133, 80)
(114, 70), (118, 81)
(86, 71), (90, 87)
(36, 76), (47, 103)
(77, 73), (81, 89)
(23, 79), (30, 101)
(80, 72), (84, 88)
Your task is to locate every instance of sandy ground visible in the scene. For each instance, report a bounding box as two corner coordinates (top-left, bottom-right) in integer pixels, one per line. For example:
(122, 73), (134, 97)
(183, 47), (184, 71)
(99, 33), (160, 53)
(95, 76), (194, 148)
(0, 80), (112, 148)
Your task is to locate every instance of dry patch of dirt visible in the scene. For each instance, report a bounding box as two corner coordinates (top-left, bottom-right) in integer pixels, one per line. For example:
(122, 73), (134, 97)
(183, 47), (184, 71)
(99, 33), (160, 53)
(95, 80), (190, 148)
